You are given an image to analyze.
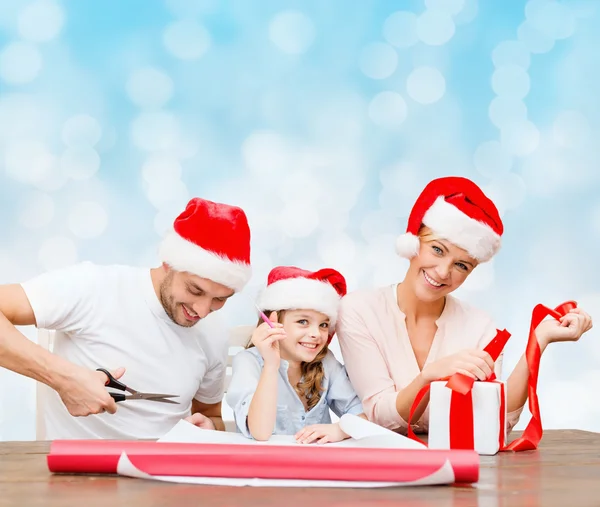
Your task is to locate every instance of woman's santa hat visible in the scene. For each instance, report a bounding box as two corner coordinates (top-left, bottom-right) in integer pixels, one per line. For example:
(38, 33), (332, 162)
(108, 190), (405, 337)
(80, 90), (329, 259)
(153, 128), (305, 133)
(256, 266), (347, 328)
(158, 197), (252, 292)
(396, 176), (503, 263)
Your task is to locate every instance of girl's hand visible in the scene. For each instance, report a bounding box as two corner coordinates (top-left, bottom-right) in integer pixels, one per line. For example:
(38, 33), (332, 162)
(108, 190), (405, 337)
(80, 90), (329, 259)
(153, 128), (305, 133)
(294, 422), (349, 445)
(536, 308), (593, 349)
(421, 349), (494, 383)
(251, 312), (286, 367)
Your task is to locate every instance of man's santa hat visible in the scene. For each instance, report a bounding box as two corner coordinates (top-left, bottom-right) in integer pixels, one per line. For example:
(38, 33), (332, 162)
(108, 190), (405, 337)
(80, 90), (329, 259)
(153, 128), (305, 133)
(158, 197), (252, 292)
(395, 176), (503, 263)
(256, 266), (347, 329)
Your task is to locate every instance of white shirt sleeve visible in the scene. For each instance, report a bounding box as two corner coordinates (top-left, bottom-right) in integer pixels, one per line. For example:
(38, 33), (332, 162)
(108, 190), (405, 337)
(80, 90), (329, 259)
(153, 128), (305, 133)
(20, 262), (100, 332)
(194, 330), (228, 405)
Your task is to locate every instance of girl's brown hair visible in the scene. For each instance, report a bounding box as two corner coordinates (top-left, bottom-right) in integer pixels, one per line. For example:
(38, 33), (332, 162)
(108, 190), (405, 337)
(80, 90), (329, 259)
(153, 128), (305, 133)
(247, 310), (327, 411)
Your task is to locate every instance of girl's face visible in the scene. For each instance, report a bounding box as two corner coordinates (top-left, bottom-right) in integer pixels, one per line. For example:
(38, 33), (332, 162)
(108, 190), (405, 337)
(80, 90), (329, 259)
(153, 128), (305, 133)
(407, 236), (478, 303)
(278, 309), (330, 364)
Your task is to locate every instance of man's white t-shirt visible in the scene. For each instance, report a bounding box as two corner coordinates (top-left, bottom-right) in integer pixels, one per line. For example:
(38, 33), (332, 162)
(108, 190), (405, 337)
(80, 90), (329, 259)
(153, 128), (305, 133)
(21, 262), (228, 440)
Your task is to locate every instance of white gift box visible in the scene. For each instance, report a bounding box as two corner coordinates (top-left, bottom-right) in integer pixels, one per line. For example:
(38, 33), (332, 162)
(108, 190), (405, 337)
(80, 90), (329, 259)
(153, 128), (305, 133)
(428, 380), (507, 456)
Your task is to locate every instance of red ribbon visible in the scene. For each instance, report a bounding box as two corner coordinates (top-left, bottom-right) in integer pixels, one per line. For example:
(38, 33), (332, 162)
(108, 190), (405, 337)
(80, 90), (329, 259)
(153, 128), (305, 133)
(407, 301), (577, 452)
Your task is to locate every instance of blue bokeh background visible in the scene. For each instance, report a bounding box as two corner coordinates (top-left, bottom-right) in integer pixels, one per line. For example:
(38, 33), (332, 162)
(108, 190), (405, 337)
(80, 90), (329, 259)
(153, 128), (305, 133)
(0, 0), (599, 440)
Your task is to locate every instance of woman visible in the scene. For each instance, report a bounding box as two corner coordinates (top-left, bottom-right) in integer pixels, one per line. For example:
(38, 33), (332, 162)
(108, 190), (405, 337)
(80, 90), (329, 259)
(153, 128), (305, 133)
(337, 176), (592, 434)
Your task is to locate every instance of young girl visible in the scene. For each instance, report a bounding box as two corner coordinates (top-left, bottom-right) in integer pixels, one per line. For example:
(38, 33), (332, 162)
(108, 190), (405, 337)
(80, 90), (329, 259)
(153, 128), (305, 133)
(226, 266), (365, 443)
(337, 176), (592, 435)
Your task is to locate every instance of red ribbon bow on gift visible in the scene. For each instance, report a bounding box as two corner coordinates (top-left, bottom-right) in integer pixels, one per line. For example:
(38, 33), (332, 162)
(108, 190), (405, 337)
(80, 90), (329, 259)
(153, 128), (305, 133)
(407, 300), (578, 452)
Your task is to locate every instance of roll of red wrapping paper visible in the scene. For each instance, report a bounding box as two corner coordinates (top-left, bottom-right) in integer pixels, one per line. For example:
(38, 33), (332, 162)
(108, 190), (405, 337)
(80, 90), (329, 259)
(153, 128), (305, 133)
(47, 440), (479, 484)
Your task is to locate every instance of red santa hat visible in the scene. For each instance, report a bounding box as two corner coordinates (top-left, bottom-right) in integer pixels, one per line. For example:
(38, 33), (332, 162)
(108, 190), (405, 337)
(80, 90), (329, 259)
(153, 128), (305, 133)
(256, 266), (347, 328)
(395, 176), (503, 263)
(158, 198), (252, 292)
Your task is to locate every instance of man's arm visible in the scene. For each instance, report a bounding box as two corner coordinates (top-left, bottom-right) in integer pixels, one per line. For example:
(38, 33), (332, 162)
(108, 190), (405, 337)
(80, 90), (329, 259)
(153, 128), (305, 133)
(0, 284), (119, 416)
(191, 399), (225, 431)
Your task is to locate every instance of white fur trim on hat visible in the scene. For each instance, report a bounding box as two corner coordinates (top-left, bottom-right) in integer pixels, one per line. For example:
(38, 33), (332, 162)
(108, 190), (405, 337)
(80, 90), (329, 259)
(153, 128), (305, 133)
(395, 233), (421, 259)
(158, 231), (252, 292)
(423, 197), (501, 262)
(257, 277), (342, 326)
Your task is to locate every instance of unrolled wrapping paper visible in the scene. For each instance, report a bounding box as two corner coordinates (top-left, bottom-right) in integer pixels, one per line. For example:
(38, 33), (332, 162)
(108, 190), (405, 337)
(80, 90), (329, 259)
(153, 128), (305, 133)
(47, 414), (479, 487)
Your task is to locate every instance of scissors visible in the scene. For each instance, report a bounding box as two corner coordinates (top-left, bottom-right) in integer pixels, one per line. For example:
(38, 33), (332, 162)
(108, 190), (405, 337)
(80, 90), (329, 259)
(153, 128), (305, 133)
(97, 368), (180, 404)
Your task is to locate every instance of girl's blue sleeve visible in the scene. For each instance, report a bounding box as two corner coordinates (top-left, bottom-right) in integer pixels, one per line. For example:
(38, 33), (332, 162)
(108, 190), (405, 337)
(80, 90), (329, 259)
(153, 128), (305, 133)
(325, 355), (364, 418)
(225, 350), (262, 438)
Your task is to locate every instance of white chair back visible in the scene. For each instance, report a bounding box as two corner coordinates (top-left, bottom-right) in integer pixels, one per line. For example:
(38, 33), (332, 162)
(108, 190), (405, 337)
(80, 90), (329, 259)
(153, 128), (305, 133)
(35, 324), (254, 439)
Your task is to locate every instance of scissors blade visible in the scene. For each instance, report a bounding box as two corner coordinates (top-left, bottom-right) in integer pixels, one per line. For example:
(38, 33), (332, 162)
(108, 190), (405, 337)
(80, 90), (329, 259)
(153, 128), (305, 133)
(129, 392), (179, 400)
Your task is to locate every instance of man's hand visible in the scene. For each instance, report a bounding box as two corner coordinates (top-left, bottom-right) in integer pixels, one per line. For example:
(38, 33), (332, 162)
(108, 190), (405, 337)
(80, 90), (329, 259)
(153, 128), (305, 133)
(184, 412), (216, 430)
(54, 366), (125, 417)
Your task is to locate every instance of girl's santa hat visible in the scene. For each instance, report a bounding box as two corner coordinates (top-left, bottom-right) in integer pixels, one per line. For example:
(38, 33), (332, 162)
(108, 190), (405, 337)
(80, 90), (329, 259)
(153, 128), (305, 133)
(158, 197), (252, 292)
(396, 176), (503, 263)
(256, 266), (347, 328)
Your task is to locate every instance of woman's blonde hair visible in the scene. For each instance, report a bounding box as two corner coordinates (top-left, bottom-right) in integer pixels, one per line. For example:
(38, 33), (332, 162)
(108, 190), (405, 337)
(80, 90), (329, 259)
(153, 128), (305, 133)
(246, 310), (327, 411)
(417, 224), (439, 243)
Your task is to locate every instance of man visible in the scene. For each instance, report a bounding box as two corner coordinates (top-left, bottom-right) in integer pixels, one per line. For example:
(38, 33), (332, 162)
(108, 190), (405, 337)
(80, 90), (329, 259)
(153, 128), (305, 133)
(0, 197), (252, 439)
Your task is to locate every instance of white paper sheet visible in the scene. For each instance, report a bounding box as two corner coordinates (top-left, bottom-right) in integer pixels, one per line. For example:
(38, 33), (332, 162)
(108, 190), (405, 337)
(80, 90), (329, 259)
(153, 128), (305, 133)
(158, 414), (426, 450)
(116, 452), (455, 488)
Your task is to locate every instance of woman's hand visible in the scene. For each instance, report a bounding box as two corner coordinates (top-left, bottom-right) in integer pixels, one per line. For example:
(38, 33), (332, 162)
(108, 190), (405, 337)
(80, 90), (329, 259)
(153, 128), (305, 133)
(251, 312), (286, 367)
(421, 349), (495, 383)
(294, 422), (349, 444)
(536, 308), (593, 350)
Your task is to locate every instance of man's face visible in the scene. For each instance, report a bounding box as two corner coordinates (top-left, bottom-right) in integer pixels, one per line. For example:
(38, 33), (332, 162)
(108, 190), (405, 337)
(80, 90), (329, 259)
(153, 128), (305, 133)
(159, 267), (235, 327)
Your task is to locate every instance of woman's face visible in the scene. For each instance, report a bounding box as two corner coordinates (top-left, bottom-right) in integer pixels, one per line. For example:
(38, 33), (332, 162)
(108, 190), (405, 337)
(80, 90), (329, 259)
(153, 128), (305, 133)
(407, 236), (478, 302)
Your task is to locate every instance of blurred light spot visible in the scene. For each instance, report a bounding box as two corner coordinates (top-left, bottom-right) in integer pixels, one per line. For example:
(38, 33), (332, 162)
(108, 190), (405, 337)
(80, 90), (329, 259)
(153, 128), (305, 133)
(67, 201), (108, 239)
(473, 140), (512, 178)
(278, 201), (319, 238)
(61, 114), (102, 148)
(317, 233), (356, 266)
(269, 10), (315, 55)
(425, 0), (465, 15)
(368, 91), (407, 128)
(5, 140), (55, 185)
(525, 0), (575, 40)
(38, 236), (78, 271)
(146, 179), (189, 211)
(483, 172), (527, 215)
(501, 121), (540, 156)
(488, 97), (527, 128)
(142, 154), (182, 185)
(131, 111), (180, 152)
(406, 66), (446, 104)
(492, 40), (531, 69)
(360, 210), (400, 241)
(521, 142), (569, 196)
(163, 20), (211, 60)
(379, 162), (428, 217)
(60, 147), (101, 180)
(458, 260), (495, 291)
(0, 42), (42, 84)
(279, 171), (324, 203)
(416, 9), (455, 46)
(164, 0), (218, 17)
(454, 0), (478, 24)
(492, 65), (530, 99)
(17, 0), (64, 43)
(517, 21), (555, 54)
(126, 67), (174, 109)
(552, 110), (590, 148)
(359, 42), (398, 79)
(242, 130), (291, 177)
(18, 191), (54, 229)
(382, 11), (418, 48)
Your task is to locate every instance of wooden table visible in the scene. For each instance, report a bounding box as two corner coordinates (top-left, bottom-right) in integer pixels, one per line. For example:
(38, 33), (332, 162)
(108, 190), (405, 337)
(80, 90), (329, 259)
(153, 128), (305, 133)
(1, 430), (599, 507)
